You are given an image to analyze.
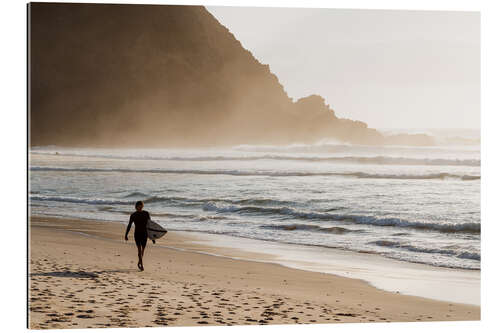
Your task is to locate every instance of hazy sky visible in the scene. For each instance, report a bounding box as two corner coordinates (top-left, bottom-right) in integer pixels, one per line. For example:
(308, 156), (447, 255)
(207, 6), (480, 130)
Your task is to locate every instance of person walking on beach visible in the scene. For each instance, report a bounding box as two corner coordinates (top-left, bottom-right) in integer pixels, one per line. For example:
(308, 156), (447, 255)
(125, 201), (151, 271)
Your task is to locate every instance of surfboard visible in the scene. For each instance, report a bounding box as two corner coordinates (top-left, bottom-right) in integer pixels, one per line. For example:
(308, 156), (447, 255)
(146, 220), (167, 240)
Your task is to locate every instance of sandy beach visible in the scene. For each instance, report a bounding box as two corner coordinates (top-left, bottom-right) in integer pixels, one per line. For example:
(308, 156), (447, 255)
(28, 216), (480, 329)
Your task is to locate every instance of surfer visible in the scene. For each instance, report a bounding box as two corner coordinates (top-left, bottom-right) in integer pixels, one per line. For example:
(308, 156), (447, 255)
(125, 201), (151, 271)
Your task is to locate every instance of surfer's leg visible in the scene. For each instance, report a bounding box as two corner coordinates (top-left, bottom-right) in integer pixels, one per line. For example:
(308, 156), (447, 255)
(134, 236), (143, 270)
(136, 244), (144, 271)
(140, 241), (147, 269)
(135, 234), (147, 271)
(139, 237), (148, 270)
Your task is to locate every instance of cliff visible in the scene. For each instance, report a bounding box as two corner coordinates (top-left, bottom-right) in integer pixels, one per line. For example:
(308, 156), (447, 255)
(29, 3), (432, 147)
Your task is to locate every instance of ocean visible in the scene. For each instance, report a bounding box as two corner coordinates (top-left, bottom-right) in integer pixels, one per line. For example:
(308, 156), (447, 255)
(29, 138), (480, 271)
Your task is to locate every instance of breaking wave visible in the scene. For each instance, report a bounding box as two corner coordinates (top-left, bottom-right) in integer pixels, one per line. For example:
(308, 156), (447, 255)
(30, 194), (133, 206)
(202, 202), (480, 234)
(30, 166), (480, 180)
(29, 193), (298, 209)
(369, 240), (480, 261)
(30, 150), (480, 166)
(29, 192), (481, 235)
(260, 224), (360, 234)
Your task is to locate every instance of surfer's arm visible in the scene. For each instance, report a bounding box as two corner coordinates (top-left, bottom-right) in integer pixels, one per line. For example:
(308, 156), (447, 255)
(125, 216), (133, 240)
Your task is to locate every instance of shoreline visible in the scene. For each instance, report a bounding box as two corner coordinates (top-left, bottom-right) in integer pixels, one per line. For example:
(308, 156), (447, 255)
(160, 230), (480, 306)
(31, 213), (480, 305)
(28, 215), (480, 329)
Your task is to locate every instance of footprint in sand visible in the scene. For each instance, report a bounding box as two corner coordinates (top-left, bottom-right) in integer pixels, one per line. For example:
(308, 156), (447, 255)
(76, 314), (95, 319)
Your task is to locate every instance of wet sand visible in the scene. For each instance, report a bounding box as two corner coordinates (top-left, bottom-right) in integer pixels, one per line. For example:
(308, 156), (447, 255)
(28, 216), (480, 329)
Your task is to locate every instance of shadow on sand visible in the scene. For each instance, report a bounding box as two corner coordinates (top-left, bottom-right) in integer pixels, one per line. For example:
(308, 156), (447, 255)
(30, 269), (134, 279)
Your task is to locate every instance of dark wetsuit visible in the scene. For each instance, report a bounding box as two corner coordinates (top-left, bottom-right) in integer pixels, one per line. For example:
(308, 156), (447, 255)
(128, 211), (150, 247)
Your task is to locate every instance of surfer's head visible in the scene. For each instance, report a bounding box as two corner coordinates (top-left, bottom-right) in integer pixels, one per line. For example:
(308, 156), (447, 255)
(135, 201), (144, 211)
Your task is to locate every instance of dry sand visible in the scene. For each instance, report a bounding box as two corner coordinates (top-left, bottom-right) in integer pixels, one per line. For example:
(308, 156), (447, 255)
(28, 216), (480, 329)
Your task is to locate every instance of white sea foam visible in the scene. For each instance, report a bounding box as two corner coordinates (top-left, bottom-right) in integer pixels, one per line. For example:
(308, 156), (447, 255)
(202, 202), (480, 234)
(369, 240), (480, 261)
(30, 166), (480, 180)
(30, 150), (480, 166)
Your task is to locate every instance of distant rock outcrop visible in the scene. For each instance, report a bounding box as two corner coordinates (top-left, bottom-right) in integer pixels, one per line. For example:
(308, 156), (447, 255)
(29, 3), (433, 147)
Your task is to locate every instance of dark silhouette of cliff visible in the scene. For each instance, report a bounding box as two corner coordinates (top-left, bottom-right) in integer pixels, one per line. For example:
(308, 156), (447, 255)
(29, 3), (433, 147)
